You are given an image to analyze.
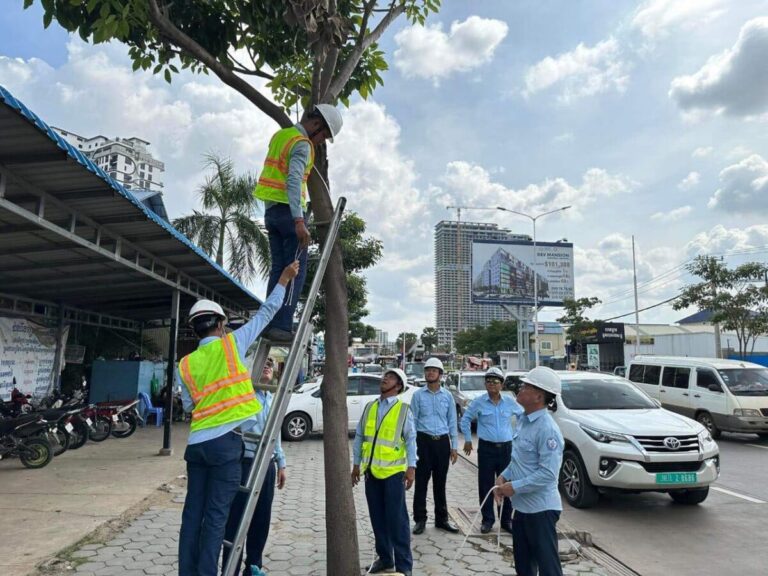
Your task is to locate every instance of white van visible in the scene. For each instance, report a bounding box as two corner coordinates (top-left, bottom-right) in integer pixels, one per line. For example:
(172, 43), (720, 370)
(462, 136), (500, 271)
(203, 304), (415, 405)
(626, 356), (768, 439)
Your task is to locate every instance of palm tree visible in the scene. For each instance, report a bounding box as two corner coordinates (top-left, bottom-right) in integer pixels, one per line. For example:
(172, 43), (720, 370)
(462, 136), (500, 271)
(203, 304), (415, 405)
(173, 154), (270, 282)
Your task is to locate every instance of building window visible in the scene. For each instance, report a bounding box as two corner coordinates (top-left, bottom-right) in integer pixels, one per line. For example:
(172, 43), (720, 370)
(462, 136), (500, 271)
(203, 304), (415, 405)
(540, 341), (553, 351)
(109, 172), (117, 179)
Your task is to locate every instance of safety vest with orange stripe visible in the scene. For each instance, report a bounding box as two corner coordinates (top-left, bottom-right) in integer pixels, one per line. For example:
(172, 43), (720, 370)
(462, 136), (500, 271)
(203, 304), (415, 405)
(178, 333), (262, 433)
(253, 126), (315, 210)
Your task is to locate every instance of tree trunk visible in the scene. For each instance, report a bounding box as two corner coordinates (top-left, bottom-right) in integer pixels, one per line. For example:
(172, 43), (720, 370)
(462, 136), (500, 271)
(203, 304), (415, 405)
(309, 148), (360, 575)
(216, 221), (226, 267)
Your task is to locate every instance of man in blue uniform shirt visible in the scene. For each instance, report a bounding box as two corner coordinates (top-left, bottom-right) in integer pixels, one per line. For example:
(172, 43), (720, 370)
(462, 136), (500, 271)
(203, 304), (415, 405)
(495, 366), (564, 576)
(461, 366), (524, 534)
(410, 357), (459, 535)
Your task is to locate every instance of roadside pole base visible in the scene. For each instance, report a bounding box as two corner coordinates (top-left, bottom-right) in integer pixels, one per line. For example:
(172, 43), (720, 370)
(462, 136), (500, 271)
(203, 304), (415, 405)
(158, 448), (174, 456)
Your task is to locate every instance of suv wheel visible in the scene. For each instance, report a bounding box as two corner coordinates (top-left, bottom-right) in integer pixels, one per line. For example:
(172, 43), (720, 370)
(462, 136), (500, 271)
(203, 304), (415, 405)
(696, 412), (722, 439)
(282, 412), (311, 442)
(669, 487), (709, 505)
(559, 449), (599, 508)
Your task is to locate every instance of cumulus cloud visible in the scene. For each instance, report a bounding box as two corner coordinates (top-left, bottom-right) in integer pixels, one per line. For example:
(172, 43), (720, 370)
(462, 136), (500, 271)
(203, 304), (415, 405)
(677, 171), (701, 190)
(686, 224), (768, 256)
(707, 154), (768, 213)
(651, 205), (693, 222)
(631, 0), (725, 40)
(523, 37), (629, 102)
(692, 146), (713, 158)
(435, 161), (634, 220)
(393, 16), (508, 83)
(669, 17), (768, 117)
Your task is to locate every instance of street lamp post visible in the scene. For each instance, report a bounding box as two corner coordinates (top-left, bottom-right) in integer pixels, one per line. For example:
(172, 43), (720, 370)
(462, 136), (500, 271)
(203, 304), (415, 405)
(496, 205), (571, 367)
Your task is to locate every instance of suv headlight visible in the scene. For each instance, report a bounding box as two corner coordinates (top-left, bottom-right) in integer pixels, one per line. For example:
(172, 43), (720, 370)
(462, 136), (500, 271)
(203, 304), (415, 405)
(698, 429), (713, 443)
(580, 424), (629, 444)
(734, 409), (762, 417)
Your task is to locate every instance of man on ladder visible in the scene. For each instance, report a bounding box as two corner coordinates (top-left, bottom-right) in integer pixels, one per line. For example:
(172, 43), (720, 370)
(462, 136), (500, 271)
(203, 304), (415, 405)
(177, 261), (299, 576)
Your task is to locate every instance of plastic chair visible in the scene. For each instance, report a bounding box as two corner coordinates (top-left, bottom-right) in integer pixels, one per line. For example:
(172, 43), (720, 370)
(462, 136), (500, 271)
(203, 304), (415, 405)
(138, 392), (164, 427)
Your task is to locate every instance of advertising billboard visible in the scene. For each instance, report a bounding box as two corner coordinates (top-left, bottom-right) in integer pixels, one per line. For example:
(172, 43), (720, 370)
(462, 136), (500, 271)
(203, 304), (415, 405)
(471, 240), (574, 306)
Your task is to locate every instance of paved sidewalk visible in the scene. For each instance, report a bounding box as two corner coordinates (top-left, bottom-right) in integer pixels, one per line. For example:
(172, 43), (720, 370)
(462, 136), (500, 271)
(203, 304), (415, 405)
(52, 438), (615, 576)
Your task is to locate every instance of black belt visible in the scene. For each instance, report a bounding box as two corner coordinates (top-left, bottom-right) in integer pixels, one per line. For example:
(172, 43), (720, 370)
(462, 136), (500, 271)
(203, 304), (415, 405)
(417, 432), (449, 441)
(479, 438), (512, 448)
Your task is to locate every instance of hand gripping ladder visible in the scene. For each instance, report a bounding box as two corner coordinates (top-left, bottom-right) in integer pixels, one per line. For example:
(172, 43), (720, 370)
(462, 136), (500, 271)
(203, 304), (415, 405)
(221, 197), (346, 576)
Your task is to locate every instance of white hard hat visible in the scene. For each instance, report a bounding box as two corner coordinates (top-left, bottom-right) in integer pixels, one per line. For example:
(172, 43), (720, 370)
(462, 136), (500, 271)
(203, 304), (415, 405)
(485, 366), (505, 381)
(424, 357), (444, 372)
(188, 299), (227, 325)
(521, 366), (562, 396)
(314, 104), (343, 142)
(384, 368), (408, 392)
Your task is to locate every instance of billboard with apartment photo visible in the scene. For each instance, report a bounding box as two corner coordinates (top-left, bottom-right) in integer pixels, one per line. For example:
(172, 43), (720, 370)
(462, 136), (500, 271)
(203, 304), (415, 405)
(471, 240), (574, 306)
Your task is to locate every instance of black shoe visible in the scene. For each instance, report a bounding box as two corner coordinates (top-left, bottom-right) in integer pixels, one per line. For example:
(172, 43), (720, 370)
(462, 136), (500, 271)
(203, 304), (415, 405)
(480, 521), (493, 534)
(264, 327), (295, 343)
(501, 521), (514, 535)
(367, 558), (394, 574)
(399, 571), (412, 576)
(412, 520), (426, 535)
(435, 520), (459, 533)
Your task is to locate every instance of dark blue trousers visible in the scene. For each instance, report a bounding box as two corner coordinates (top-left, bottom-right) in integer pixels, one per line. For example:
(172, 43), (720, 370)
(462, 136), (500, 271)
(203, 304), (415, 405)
(511, 510), (563, 576)
(179, 431), (243, 576)
(365, 472), (413, 573)
(264, 204), (308, 332)
(222, 459), (277, 576)
(477, 440), (513, 525)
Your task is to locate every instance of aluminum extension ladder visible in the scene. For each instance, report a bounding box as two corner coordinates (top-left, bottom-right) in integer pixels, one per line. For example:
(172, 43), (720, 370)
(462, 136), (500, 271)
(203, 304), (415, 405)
(221, 197), (346, 576)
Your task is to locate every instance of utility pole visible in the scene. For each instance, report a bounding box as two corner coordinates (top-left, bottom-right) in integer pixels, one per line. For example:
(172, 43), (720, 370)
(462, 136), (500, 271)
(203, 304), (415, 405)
(632, 235), (640, 358)
(712, 256), (723, 359)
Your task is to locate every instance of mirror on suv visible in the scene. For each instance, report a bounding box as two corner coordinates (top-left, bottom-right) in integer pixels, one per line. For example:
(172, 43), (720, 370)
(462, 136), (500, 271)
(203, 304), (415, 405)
(708, 383), (723, 393)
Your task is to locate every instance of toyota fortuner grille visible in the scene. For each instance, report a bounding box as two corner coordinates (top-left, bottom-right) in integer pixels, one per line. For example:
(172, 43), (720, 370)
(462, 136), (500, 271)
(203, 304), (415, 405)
(632, 435), (699, 452)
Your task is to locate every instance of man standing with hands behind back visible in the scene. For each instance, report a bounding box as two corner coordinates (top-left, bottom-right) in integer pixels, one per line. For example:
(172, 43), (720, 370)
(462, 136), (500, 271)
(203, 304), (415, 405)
(410, 357), (459, 535)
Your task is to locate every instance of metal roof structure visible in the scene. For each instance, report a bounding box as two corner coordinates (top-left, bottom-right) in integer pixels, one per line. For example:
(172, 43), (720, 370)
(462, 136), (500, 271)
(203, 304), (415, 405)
(0, 85), (261, 328)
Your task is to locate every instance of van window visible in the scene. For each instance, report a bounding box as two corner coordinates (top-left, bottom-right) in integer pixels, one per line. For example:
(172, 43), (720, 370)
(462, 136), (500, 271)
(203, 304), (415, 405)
(662, 367), (691, 389)
(628, 364), (645, 383)
(643, 365), (661, 385)
(696, 369), (721, 391)
(717, 368), (768, 396)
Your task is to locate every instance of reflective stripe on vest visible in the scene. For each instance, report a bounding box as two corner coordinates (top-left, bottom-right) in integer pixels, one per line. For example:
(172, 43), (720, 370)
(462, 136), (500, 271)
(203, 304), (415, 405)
(253, 127), (314, 209)
(178, 333), (261, 432)
(360, 399), (409, 479)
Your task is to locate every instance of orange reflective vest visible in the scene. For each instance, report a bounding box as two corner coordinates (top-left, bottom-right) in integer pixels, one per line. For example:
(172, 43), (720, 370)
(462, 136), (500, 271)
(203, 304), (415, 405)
(253, 126), (314, 210)
(178, 333), (261, 432)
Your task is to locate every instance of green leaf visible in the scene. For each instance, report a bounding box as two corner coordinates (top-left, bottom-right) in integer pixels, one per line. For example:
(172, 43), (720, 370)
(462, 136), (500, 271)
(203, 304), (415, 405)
(23, 0), (34, 9)
(164, 68), (172, 84)
(42, 11), (52, 29)
(86, 0), (99, 13)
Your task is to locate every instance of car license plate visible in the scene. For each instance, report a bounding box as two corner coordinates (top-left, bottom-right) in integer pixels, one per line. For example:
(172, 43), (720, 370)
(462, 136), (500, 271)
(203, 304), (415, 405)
(65, 423), (74, 433)
(656, 472), (697, 484)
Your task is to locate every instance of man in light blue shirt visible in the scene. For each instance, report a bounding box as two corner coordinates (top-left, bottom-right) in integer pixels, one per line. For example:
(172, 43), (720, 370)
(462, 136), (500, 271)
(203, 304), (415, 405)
(222, 357), (286, 576)
(496, 367), (564, 576)
(410, 357), (459, 535)
(460, 367), (524, 534)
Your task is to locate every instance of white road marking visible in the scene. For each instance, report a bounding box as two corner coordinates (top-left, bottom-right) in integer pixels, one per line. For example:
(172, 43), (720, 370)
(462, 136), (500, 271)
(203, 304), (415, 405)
(746, 443), (768, 451)
(712, 486), (767, 504)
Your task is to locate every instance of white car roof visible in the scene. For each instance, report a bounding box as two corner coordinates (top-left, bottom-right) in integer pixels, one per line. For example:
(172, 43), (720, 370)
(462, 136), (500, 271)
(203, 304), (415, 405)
(555, 371), (627, 382)
(630, 356), (765, 370)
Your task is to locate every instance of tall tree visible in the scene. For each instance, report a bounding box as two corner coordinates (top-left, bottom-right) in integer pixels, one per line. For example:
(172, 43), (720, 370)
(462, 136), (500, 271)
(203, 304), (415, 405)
(420, 326), (438, 353)
(674, 256), (768, 358)
(453, 320), (517, 355)
(396, 332), (418, 354)
(28, 2), (443, 570)
(557, 297), (602, 364)
(173, 154), (270, 281)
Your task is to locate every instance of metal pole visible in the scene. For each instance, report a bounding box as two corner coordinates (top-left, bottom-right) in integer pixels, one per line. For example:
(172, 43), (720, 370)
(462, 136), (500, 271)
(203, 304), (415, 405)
(456, 209), (462, 345)
(632, 235), (640, 358)
(533, 217), (539, 367)
(160, 289), (180, 456)
(50, 302), (65, 395)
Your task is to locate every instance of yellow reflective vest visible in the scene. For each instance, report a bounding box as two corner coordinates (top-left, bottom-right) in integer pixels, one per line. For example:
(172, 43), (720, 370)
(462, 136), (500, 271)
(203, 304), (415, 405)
(253, 126), (314, 210)
(178, 333), (261, 433)
(360, 398), (409, 479)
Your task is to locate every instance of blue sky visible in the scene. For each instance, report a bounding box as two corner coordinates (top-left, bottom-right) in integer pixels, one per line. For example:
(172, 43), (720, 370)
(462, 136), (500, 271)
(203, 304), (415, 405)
(2, 1), (768, 337)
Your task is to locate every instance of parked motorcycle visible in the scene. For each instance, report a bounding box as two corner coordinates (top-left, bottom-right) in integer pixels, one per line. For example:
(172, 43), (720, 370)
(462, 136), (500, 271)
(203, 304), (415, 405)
(96, 400), (143, 439)
(0, 414), (54, 469)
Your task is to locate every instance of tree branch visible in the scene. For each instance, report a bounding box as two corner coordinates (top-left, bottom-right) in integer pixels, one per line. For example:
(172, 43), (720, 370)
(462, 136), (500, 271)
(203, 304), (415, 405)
(227, 50), (276, 80)
(148, 0), (291, 128)
(327, 1), (406, 100)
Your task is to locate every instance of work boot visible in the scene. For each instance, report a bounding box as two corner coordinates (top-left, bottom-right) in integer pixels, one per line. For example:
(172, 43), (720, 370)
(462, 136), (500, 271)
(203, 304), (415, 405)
(250, 567), (267, 576)
(367, 558), (394, 573)
(501, 521), (514, 535)
(264, 327), (294, 343)
(480, 521), (493, 534)
(435, 520), (459, 533)
(412, 520), (426, 535)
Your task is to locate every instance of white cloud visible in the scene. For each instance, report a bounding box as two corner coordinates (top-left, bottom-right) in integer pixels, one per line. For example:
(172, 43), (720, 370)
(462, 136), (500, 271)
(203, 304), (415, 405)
(686, 224), (768, 256)
(692, 146), (713, 158)
(651, 205), (693, 222)
(707, 154), (768, 213)
(677, 171), (701, 190)
(669, 17), (768, 117)
(523, 37), (629, 102)
(435, 161), (634, 220)
(552, 132), (574, 143)
(631, 0), (725, 40)
(393, 16), (508, 83)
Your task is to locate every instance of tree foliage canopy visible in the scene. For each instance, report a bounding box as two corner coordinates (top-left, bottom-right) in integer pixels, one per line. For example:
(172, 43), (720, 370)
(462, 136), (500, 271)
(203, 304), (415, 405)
(454, 320), (518, 355)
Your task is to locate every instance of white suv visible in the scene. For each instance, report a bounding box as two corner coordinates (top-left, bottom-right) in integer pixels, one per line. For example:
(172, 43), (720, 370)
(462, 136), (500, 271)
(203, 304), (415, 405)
(554, 372), (720, 508)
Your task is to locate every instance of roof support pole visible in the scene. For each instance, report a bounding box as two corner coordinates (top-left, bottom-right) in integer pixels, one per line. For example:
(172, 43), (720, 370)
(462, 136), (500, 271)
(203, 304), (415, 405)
(50, 301), (65, 394)
(160, 288), (180, 456)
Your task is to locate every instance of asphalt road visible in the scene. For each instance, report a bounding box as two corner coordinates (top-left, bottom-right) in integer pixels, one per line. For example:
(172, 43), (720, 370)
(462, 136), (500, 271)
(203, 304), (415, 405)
(562, 433), (768, 576)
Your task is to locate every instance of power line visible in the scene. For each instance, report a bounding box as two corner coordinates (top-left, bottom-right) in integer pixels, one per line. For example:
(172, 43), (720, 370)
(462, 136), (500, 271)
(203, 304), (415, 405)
(602, 295), (680, 321)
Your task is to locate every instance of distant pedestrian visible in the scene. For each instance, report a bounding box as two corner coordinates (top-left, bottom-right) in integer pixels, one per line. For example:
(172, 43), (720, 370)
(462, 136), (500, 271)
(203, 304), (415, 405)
(410, 357), (459, 535)
(460, 366), (524, 534)
(495, 367), (564, 576)
(222, 357), (286, 576)
(351, 368), (416, 576)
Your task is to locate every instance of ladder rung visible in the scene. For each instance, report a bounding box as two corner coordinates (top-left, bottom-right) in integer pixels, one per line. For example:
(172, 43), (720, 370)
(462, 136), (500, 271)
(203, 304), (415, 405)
(242, 432), (262, 443)
(223, 539), (233, 549)
(253, 383), (279, 392)
(238, 484), (252, 493)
